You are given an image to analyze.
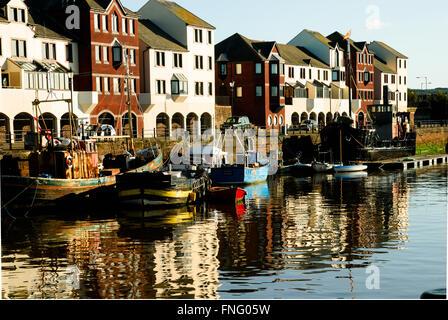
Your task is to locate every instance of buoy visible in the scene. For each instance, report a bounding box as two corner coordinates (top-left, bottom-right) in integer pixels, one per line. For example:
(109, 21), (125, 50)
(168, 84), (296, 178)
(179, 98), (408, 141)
(66, 155), (73, 168)
(420, 288), (446, 299)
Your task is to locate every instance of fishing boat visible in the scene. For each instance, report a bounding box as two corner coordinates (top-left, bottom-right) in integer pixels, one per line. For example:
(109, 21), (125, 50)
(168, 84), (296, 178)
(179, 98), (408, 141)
(116, 169), (209, 208)
(1, 138), (117, 208)
(206, 186), (247, 202)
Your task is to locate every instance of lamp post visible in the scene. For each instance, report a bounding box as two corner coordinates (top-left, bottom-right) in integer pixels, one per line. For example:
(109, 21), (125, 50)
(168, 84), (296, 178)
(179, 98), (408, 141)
(416, 76), (429, 90)
(229, 81), (235, 116)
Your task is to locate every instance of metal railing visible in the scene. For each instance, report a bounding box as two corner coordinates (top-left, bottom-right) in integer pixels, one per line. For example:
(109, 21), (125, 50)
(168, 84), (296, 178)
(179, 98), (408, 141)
(415, 120), (448, 128)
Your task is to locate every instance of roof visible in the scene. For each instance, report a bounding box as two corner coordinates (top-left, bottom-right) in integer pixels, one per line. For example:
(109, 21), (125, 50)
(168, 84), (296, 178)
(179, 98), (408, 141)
(27, 9), (72, 41)
(139, 19), (187, 52)
(85, 0), (139, 17)
(372, 41), (408, 59)
(9, 58), (70, 73)
(304, 29), (337, 49)
(155, 0), (215, 29)
(215, 33), (273, 62)
(326, 31), (360, 52)
(277, 43), (329, 69)
(374, 56), (395, 74)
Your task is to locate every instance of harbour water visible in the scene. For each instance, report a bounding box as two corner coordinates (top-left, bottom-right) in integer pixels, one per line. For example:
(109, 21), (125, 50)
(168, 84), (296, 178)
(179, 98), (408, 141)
(1, 165), (446, 299)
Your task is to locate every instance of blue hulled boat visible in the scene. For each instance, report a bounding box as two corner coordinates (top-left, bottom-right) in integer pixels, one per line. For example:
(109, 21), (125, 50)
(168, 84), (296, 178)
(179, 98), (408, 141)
(210, 152), (270, 185)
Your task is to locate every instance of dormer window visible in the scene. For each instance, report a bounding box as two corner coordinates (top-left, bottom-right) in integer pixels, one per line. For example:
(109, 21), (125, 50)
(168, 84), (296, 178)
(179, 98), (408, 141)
(9, 7), (26, 23)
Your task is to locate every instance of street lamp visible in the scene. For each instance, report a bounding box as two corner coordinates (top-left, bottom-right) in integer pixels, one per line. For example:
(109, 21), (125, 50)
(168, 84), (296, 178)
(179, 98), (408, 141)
(229, 81), (235, 116)
(416, 76), (429, 90)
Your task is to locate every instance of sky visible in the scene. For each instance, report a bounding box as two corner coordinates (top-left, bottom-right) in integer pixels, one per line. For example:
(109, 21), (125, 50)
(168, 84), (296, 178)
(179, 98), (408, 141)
(122, 0), (448, 89)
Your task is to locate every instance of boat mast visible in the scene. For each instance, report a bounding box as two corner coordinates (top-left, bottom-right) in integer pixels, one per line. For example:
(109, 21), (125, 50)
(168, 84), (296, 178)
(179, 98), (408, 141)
(347, 35), (352, 120)
(126, 52), (135, 156)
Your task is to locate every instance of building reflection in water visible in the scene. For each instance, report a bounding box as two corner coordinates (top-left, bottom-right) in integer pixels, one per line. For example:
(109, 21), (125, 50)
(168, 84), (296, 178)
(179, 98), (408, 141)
(2, 169), (417, 299)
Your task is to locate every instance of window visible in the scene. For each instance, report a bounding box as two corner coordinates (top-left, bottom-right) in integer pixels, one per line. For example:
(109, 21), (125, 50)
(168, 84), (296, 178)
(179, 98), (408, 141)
(12, 39), (26, 57)
(174, 53), (183, 68)
(271, 85), (278, 97)
(323, 70), (329, 81)
(268, 115), (272, 126)
(219, 63), (227, 76)
(195, 82), (204, 95)
(384, 74), (388, 83)
(404, 76), (407, 85)
(113, 78), (120, 94)
(112, 45), (122, 65)
(94, 14), (100, 30)
(332, 70), (339, 81)
(208, 82), (213, 96)
(10, 8), (25, 22)
(280, 85), (285, 97)
(317, 70), (320, 80)
(0, 38), (2, 56)
(256, 86), (263, 97)
(309, 69), (312, 79)
(131, 79), (137, 93)
(195, 55), (203, 69)
(194, 29), (203, 43)
(235, 63), (242, 75)
(208, 56), (213, 70)
(122, 18), (128, 34)
(156, 51), (165, 66)
(103, 46), (109, 63)
(104, 77), (110, 93)
(364, 70), (369, 82)
(156, 80), (166, 94)
(43, 43), (56, 60)
(102, 15), (108, 31)
(288, 67), (294, 78)
(271, 63), (278, 75)
(129, 20), (135, 35)
(404, 92), (407, 101)
(281, 64), (285, 75)
(95, 45), (101, 62)
(399, 76), (402, 85)
(236, 86), (242, 98)
(66, 44), (73, 62)
(112, 13), (119, 33)
(171, 78), (188, 95)
(404, 60), (407, 69)
(255, 63), (262, 74)
(399, 60), (401, 68)
(300, 68), (306, 79)
(96, 77), (103, 92)
(391, 75), (396, 84)
(207, 30), (212, 44)
(129, 49), (135, 64)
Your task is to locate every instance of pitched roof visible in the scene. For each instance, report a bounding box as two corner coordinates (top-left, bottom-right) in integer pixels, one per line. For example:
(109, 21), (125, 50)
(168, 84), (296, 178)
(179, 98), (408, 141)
(374, 56), (395, 74)
(85, 0), (139, 17)
(277, 43), (329, 69)
(305, 29), (338, 49)
(215, 33), (271, 62)
(139, 19), (187, 52)
(155, 0), (215, 29)
(27, 9), (72, 41)
(372, 41), (408, 59)
(326, 31), (361, 52)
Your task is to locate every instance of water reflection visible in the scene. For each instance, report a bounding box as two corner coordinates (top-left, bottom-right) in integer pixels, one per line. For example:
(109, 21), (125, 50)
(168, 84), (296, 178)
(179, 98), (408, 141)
(2, 166), (446, 299)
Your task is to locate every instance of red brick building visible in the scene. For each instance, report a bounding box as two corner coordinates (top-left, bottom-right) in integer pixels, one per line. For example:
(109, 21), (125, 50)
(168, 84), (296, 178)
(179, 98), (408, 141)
(328, 32), (374, 127)
(215, 33), (285, 129)
(75, 0), (142, 136)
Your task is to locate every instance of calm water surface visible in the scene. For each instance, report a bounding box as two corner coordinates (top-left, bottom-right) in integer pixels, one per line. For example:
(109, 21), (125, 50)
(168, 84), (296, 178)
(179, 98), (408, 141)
(2, 166), (446, 299)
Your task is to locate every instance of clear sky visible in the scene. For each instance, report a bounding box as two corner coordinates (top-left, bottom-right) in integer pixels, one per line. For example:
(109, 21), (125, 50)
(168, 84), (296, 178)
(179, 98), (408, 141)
(122, 0), (448, 89)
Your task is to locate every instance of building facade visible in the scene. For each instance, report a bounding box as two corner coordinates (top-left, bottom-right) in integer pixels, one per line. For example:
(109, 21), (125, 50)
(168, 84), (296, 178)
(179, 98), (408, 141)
(0, 0), (81, 143)
(138, 0), (216, 137)
(215, 33), (286, 129)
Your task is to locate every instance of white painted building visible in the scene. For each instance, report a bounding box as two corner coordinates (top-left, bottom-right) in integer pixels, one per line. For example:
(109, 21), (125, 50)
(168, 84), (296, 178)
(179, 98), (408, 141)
(137, 0), (215, 137)
(287, 29), (356, 122)
(0, 0), (83, 143)
(368, 41), (408, 112)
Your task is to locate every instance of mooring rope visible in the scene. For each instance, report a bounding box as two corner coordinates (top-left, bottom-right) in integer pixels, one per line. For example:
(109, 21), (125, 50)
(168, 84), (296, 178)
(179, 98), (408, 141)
(1, 181), (37, 210)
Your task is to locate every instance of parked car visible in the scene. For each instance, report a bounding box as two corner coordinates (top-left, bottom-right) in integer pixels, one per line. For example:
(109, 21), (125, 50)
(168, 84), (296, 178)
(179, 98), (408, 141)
(299, 120), (318, 132)
(220, 116), (252, 131)
(86, 124), (116, 137)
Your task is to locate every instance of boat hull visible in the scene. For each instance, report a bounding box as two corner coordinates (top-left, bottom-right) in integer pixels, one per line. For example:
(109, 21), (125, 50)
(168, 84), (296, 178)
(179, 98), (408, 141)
(333, 165), (368, 173)
(210, 164), (270, 185)
(312, 163), (333, 173)
(1, 175), (116, 207)
(207, 187), (247, 202)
